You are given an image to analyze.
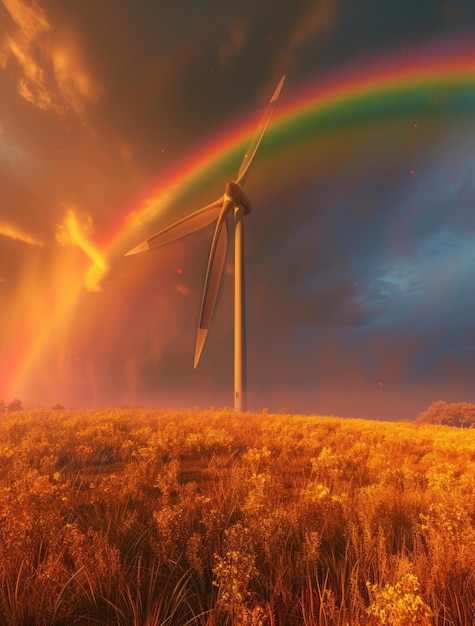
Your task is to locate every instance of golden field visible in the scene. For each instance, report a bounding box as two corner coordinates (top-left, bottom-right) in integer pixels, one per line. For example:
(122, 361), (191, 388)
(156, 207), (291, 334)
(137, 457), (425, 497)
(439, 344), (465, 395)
(0, 408), (474, 625)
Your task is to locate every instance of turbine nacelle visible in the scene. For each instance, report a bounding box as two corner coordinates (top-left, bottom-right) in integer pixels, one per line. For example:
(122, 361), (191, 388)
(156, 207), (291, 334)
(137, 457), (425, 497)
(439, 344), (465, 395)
(225, 181), (252, 215)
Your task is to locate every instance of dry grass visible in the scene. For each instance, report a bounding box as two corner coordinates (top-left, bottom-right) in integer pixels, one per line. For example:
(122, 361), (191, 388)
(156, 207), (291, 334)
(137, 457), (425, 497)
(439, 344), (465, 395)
(0, 407), (474, 624)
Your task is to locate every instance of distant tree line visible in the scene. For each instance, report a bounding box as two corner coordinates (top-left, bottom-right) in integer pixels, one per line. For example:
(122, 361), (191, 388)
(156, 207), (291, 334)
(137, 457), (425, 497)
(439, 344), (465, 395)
(416, 400), (475, 428)
(0, 398), (23, 412)
(0, 400), (66, 412)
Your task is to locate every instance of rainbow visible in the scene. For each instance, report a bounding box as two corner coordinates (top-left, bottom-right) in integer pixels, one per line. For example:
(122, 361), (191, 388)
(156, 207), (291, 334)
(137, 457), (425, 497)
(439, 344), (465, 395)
(106, 37), (475, 257)
(6, 37), (475, 403)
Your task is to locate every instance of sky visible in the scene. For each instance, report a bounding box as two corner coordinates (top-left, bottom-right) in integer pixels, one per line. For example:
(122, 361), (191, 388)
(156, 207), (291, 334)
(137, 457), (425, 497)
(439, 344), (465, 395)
(1, 0), (475, 419)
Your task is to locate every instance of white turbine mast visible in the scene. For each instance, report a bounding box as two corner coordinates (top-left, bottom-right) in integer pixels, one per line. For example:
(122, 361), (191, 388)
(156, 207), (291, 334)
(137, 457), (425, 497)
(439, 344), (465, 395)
(126, 75), (286, 411)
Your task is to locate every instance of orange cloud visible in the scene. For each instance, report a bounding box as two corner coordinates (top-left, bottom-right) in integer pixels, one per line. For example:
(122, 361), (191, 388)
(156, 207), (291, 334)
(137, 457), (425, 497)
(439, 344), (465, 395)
(55, 209), (108, 291)
(289, 0), (340, 46)
(0, 221), (45, 246)
(1, 0), (53, 110)
(0, 0), (101, 124)
(50, 33), (102, 124)
(277, 0), (340, 71)
(219, 23), (248, 68)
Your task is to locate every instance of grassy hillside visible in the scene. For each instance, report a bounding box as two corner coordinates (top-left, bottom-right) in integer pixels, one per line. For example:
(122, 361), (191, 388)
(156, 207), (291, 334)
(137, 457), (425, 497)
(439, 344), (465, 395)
(0, 408), (474, 625)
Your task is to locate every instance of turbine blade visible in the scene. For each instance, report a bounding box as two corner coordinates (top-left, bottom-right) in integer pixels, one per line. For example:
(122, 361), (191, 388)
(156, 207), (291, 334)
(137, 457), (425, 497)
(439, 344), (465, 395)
(194, 329), (208, 369)
(126, 240), (152, 256)
(235, 75), (285, 186)
(125, 197), (224, 256)
(194, 212), (229, 367)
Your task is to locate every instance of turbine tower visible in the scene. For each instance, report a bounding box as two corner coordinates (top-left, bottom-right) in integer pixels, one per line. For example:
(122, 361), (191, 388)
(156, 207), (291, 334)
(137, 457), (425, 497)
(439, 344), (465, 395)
(126, 75), (285, 411)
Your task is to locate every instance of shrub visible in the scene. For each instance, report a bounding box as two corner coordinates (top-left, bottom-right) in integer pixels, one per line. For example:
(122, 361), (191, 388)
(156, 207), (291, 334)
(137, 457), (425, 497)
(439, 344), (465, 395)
(6, 398), (23, 412)
(416, 400), (475, 427)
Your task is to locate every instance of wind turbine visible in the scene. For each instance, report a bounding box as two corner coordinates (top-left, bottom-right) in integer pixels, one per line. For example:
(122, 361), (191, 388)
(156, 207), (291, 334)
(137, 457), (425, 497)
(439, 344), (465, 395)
(125, 75), (285, 411)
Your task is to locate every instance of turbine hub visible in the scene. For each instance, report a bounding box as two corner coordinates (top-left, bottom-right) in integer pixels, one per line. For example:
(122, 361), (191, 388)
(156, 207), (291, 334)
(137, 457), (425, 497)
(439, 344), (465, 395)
(225, 181), (241, 199)
(225, 181), (252, 214)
